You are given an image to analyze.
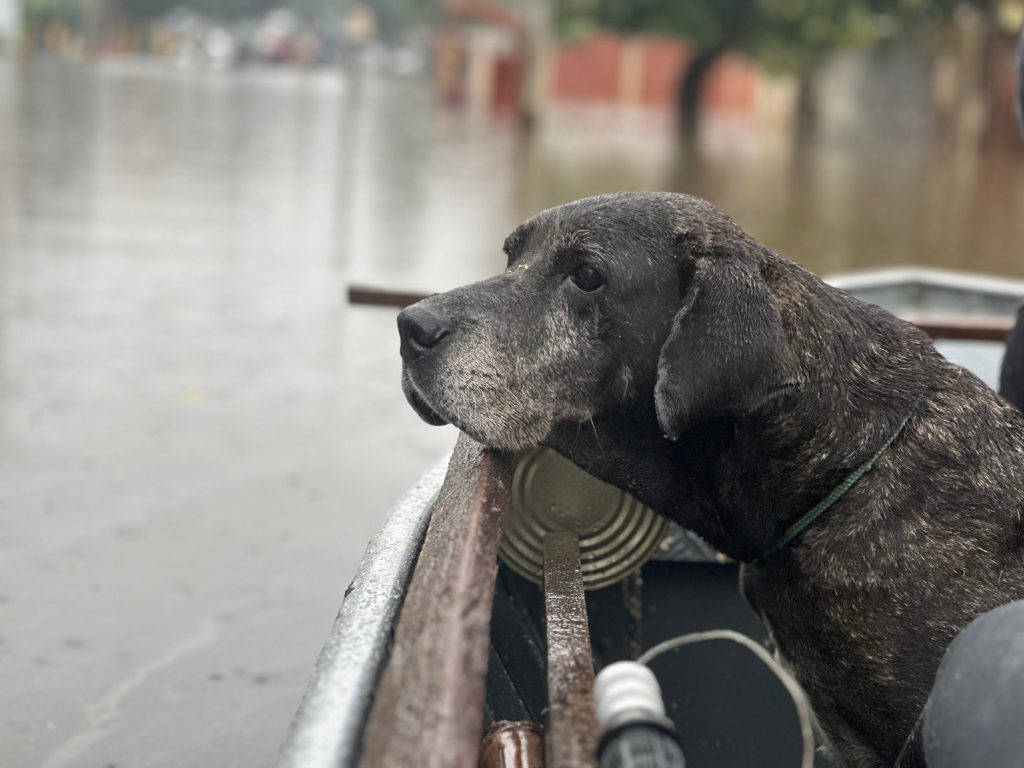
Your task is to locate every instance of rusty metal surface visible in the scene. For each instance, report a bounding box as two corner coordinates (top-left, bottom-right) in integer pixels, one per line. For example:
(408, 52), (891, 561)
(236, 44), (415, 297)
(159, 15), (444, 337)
(360, 435), (513, 768)
(478, 721), (546, 768)
(543, 532), (600, 768)
(278, 455), (451, 768)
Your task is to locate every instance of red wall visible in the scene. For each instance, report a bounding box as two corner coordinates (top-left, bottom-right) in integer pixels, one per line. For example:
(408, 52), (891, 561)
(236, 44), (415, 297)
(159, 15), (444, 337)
(703, 54), (757, 112)
(552, 35), (624, 102)
(641, 38), (691, 106)
(552, 35), (757, 113)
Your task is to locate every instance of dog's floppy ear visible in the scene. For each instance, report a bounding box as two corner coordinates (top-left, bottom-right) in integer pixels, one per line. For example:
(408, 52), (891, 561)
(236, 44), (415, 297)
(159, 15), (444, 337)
(654, 248), (797, 440)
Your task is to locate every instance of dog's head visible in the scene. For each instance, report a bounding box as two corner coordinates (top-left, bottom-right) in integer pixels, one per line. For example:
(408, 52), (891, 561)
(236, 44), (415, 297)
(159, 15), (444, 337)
(398, 192), (797, 451)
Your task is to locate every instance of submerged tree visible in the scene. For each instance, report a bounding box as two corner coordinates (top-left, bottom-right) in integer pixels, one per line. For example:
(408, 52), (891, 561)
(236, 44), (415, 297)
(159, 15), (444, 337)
(1017, 28), (1023, 136)
(557, 0), (993, 134)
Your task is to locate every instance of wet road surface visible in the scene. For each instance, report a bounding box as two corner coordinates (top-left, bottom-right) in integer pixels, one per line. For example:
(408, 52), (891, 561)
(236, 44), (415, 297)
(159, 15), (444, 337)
(1, 54), (1023, 767)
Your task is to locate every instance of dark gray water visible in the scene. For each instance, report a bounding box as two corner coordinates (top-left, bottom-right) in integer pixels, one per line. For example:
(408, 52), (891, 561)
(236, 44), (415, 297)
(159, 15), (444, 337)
(0, 55), (1022, 767)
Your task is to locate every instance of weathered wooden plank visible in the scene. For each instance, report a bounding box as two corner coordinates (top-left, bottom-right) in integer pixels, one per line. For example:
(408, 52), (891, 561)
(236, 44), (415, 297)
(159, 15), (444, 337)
(360, 435), (512, 768)
(543, 532), (599, 768)
(348, 285), (430, 309)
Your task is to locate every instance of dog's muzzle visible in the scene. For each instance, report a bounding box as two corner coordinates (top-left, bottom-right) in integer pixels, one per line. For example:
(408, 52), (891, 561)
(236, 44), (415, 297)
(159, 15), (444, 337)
(398, 302), (451, 426)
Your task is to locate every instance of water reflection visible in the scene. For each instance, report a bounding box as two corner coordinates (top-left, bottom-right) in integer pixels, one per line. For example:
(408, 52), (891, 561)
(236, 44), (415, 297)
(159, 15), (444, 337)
(5, 58), (1022, 297)
(338, 72), (1024, 292)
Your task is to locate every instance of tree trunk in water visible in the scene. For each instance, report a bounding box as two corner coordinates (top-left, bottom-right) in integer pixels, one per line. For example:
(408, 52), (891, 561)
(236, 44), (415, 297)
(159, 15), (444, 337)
(678, 47), (725, 140)
(1016, 29), (1023, 138)
(794, 74), (819, 142)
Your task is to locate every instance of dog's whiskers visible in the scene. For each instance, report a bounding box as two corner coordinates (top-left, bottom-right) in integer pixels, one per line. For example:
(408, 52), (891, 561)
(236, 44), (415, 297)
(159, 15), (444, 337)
(588, 415), (604, 456)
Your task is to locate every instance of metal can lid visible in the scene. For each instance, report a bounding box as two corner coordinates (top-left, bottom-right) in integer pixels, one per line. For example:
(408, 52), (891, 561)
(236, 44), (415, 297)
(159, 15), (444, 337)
(498, 448), (668, 591)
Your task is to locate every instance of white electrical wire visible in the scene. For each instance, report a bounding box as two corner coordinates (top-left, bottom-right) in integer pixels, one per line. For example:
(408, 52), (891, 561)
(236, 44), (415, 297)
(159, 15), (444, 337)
(637, 629), (816, 768)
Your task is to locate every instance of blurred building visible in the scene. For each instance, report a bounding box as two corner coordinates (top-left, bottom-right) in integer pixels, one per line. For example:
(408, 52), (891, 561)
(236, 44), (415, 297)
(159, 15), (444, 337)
(434, 0), (526, 112)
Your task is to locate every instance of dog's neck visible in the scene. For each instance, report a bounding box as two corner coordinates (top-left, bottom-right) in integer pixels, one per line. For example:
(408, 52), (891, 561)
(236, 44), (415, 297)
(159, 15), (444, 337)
(548, 283), (937, 562)
(549, 397), (918, 562)
(549, 406), (790, 560)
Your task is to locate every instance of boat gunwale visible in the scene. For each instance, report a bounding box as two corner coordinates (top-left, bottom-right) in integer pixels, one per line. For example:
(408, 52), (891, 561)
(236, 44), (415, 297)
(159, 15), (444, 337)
(278, 453), (451, 768)
(827, 267), (1024, 300)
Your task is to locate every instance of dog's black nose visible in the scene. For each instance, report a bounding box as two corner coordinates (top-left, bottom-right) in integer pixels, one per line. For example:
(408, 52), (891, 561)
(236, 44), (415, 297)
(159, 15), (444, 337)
(398, 304), (450, 358)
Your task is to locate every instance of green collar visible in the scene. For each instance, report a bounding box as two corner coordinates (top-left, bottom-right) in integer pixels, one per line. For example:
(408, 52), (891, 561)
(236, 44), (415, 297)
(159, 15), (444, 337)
(758, 412), (915, 561)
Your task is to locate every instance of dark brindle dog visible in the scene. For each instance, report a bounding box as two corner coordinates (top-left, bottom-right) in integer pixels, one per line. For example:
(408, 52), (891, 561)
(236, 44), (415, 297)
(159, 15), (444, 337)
(396, 192), (1024, 767)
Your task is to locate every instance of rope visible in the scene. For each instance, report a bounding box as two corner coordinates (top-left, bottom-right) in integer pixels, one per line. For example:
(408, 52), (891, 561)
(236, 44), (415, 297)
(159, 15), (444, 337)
(759, 412), (914, 560)
(638, 629), (816, 768)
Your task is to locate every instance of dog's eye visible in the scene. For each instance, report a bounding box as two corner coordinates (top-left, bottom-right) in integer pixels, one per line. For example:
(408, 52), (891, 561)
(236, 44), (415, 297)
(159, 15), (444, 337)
(569, 264), (604, 292)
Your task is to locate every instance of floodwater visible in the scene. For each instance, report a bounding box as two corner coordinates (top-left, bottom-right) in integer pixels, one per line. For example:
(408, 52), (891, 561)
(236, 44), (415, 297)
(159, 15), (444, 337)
(0, 55), (1022, 767)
